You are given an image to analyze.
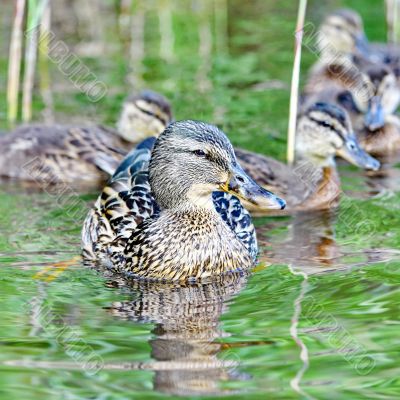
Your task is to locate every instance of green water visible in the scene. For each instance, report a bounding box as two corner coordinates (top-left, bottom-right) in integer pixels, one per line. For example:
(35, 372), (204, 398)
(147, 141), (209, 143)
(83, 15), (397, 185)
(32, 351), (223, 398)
(0, 0), (399, 399)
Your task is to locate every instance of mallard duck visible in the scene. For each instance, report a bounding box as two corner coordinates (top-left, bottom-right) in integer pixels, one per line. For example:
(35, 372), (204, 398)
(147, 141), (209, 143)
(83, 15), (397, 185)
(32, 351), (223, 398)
(82, 120), (285, 282)
(304, 9), (400, 113)
(313, 8), (400, 84)
(316, 64), (400, 157)
(315, 9), (368, 62)
(340, 64), (400, 157)
(302, 61), (374, 117)
(0, 90), (172, 186)
(304, 9), (370, 97)
(304, 28), (400, 156)
(235, 103), (380, 214)
(358, 114), (400, 158)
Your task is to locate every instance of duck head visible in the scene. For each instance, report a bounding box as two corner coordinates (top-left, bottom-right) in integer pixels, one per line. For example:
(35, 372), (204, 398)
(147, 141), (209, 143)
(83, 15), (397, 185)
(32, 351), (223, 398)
(296, 102), (380, 170)
(317, 9), (369, 59)
(363, 65), (400, 130)
(321, 62), (374, 111)
(117, 90), (173, 143)
(149, 120), (286, 211)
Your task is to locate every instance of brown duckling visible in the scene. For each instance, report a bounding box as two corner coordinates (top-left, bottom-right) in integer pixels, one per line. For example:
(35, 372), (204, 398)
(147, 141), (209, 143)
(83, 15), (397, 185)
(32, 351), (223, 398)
(314, 9), (368, 62)
(304, 9), (400, 113)
(0, 90), (172, 186)
(326, 64), (400, 158)
(311, 8), (400, 86)
(302, 61), (374, 116)
(235, 102), (380, 214)
(358, 114), (400, 159)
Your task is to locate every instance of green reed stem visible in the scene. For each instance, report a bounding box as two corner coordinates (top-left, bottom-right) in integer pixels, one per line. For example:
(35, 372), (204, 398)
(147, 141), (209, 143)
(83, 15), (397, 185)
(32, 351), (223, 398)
(7, 0), (26, 125)
(287, 0), (307, 165)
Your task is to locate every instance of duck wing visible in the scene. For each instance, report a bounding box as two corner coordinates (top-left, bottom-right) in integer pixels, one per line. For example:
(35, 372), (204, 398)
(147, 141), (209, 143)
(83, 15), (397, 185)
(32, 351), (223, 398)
(0, 124), (127, 183)
(212, 192), (257, 261)
(235, 148), (314, 208)
(82, 137), (158, 261)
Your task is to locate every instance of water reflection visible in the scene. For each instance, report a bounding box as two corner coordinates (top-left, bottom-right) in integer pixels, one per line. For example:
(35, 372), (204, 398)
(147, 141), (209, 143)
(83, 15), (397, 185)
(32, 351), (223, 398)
(364, 162), (400, 194)
(107, 273), (250, 396)
(259, 210), (341, 274)
(338, 155), (400, 198)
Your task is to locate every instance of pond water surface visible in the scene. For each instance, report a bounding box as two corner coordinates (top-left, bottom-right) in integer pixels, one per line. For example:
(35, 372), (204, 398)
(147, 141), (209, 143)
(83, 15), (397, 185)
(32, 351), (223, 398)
(0, 1), (399, 399)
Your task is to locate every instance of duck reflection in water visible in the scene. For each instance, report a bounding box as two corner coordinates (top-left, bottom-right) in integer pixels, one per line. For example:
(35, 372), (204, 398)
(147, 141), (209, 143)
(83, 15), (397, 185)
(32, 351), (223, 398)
(106, 272), (250, 396)
(258, 210), (341, 274)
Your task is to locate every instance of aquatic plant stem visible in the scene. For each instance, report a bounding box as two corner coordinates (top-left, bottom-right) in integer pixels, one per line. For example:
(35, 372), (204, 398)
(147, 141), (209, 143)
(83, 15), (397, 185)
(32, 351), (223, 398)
(385, 0), (400, 44)
(38, 2), (54, 122)
(128, 0), (145, 88)
(7, 0), (26, 125)
(287, 0), (307, 165)
(22, 0), (49, 122)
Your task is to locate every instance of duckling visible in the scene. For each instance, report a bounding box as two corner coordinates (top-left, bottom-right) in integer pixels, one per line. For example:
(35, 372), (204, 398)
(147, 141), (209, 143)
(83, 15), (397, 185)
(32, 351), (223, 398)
(304, 9), (399, 109)
(328, 64), (400, 157)
(303, 61), (374, 116)
(312, 9), (400, 84)
(82, 120), (285, 282)
(305, 9), (368, 96)
(0, 90), (172, 186)
(304, 50), (400, 158)
(234, 103), (380, 214)
(315, 9), (368, 62)
(358, 114), (400, 158)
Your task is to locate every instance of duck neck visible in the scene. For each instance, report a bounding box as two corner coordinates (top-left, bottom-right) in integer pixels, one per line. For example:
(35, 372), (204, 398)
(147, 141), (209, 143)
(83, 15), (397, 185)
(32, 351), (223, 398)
(295, 153), (336, 170)
(161, 193), (219, 217)
(292, 154), (338, 197)
(320, 49), (354, 65)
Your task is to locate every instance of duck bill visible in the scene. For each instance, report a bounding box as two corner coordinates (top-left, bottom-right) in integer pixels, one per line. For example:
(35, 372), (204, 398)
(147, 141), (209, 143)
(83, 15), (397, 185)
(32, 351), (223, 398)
(337, 135), (381, 171)
(220, 164), (286, 210)
(365, 96), (385, 131)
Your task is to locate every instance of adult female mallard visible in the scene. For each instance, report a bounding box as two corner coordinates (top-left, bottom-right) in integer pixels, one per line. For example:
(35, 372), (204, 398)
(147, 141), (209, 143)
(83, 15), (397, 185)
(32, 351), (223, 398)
(235, 103), (380, 214)
(82, 120), (285, 282)
(0, 90), (172, 186)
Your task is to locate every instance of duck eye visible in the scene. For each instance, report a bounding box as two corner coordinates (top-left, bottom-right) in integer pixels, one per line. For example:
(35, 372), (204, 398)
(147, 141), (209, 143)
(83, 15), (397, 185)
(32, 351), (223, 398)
(321, 121), (331, 128)
(193, 149), (207, 157)
(347, 141), (357, 150)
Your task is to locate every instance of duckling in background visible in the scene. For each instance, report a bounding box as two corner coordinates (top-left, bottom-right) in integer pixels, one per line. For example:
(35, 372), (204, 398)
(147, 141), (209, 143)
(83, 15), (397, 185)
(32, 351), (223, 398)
(0, 90), (172, 186)
(303, 61), (374, 116)
(315, 9), (368, 62)
(82, 120), (285, 282)
(313, 9), (400, 84)
(117, 90), (173, 143)
(235, 103), (380, 214)
(305, 9), (400, 107)
(305, 9), (369, 96)
(304, 62), (400, 158)
(351, 65), (400, 157)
